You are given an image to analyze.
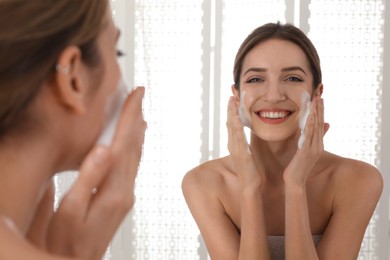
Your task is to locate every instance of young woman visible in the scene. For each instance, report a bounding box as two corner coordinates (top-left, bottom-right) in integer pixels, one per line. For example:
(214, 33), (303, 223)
(182, 22), (383, 259)
(0, 1), (146, 259)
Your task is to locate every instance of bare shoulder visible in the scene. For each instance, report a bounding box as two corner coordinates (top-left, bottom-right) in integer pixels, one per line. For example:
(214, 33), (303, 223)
(181, 155), (239, 225)
(182, 157), (242, 259)
(314, 153), (383, 257)
(182, 156), (232, 197)
(325, 152), (383, 205)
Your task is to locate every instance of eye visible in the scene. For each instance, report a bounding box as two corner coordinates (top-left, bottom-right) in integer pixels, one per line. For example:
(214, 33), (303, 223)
(116, 49), (125, 57)
(286, 76), (303, 82)
(246, 77), (264, 84)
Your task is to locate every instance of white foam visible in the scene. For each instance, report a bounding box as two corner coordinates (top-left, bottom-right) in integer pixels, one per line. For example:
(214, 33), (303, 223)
(97, 77), (131, 146)
(297, 91), (311, 149)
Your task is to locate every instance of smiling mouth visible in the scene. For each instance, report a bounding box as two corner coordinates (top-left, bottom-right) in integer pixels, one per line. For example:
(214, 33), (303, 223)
(256, 111), (292, 119)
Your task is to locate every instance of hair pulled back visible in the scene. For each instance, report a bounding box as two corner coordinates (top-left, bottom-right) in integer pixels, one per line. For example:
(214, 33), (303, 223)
(0, 0), (108, 137)
(233, 22), (322, 90)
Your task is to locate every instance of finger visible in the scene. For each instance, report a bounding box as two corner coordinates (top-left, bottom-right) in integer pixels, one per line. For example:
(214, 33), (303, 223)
(57, 146), (111, 220)
(88, 88), (147, 223)
(320, 98), (324, 126)
(227, 97), (248, 155)
(105, 87), (147, 189)
(324, 122), (330, 135)
(312, 97), (322, 149)
(108, 87), (146, 189)
(318, 97), (325, 137)
(108, 87), (146, 188)
(112, 87), (146, 152)
(227, 97), (237, 151)
(320, 98), (330, 136)
(227, 96), (239, 126)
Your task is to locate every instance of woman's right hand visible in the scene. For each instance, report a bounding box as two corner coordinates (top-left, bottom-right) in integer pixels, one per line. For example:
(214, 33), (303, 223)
(227, 96), (264, 189)
(44, 87), (146, 259)
(226, 96), (271, 259)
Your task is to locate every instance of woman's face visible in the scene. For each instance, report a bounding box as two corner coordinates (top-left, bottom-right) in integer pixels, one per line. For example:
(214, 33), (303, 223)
(236, 38), (319, 142)
(77, 6), (122, 152)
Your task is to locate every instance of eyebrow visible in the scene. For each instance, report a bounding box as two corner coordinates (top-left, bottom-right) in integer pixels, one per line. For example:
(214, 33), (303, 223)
(243, 67), (267, 76)
(243, 66), (307, 76)
(281, 66), (307, 75)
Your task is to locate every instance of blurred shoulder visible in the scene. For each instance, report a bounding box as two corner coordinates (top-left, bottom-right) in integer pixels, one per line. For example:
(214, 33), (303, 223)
(0, 215), (46, 259)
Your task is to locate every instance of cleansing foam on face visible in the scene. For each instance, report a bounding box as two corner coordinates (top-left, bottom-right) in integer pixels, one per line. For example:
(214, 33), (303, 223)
(97, 77), (131, 146)
(238, 91), (251, 128)
(297, 91), (311, 149)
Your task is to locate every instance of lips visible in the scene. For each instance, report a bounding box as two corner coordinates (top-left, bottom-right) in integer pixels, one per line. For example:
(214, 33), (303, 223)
(259, 111), (291, 119)
(255, 109), (293, 124)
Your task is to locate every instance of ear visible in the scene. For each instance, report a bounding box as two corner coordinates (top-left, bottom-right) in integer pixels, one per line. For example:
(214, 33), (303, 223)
(54, 45), (89, 114)
(315, 83), (323, 97)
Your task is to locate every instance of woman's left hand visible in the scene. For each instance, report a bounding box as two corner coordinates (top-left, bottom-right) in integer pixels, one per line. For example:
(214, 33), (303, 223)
(283, 97), (329, 187)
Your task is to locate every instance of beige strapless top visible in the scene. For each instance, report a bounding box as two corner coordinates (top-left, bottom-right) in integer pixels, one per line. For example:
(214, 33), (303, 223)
(268, 235), (322, 260)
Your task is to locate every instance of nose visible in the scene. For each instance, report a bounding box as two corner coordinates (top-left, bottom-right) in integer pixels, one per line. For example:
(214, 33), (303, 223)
(263, 81), (286, 103)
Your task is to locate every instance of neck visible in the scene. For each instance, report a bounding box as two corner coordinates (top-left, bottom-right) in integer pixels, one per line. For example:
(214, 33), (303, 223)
(249, 132), (299, 182)
(0, 132), (63, 233)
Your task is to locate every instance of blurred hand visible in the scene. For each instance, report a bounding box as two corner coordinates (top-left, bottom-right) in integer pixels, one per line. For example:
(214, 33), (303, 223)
(27, 87), (146, 259)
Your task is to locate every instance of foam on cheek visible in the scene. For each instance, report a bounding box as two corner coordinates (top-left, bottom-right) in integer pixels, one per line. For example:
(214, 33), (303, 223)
(97, 77), (131, 146)
(297, 91), (311, 149)
(238, 91), (251, 128)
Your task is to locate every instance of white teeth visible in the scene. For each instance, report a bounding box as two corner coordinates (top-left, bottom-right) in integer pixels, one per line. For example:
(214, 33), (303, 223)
(260, 111), (289, 119)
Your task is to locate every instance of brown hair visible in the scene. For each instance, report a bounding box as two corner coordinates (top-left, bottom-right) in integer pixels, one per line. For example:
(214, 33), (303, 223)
(0, 0), (108, 137)
(233, 22), (322, 90)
